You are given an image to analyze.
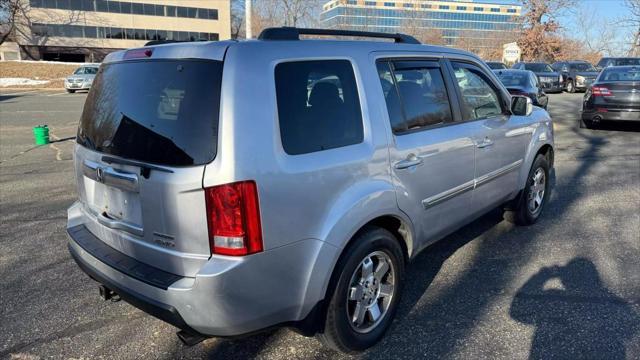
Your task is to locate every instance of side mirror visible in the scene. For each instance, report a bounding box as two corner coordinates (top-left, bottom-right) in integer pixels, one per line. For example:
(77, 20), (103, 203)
(511, 95), (533, 116)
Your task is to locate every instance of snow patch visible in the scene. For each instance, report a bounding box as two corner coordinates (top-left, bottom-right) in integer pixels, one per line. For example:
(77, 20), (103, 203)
(0, 78), (50, 87)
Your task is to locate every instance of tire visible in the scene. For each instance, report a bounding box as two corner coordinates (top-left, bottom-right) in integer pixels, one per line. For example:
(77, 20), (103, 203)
(566, 80), (575, 93)
(66, 89), (75, 93)
(506, 155), (550, 225)
(317, 227), (405, 353)
(579, 118), (591, 129)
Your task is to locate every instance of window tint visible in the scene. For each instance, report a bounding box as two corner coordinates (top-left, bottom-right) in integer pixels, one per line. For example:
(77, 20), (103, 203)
(78, 60), (223, 166)
(275, 60), (363, 155)
(377, 60), (452, 133)
(451, 62), (504, 120)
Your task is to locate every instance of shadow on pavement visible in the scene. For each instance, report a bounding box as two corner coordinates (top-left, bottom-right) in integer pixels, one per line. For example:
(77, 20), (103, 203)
(510, 258), (639, 359)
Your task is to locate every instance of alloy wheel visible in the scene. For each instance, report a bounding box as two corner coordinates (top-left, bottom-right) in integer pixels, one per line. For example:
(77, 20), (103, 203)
(346, 251), (395, 333)
(528, 167), (546, 214)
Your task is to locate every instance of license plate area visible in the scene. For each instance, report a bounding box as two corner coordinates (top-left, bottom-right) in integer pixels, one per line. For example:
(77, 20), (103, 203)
(82, 160), (143, 234)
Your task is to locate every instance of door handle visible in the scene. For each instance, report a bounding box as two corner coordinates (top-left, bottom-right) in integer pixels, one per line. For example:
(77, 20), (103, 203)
(476, 137), (494, 149)
(394, 154), (423, 169)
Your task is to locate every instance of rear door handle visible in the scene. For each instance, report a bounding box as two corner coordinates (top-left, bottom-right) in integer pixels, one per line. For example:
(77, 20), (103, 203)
(394, 154), (423, 169)
(476, 137), (494, 149)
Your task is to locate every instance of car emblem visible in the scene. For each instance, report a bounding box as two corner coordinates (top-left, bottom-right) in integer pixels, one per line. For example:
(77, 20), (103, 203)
(96, 167), (105, 183)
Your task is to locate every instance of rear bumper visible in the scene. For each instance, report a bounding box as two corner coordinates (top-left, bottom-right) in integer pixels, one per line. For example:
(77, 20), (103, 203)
(67, 204), (339, 337)
(582, 109), (640, 121)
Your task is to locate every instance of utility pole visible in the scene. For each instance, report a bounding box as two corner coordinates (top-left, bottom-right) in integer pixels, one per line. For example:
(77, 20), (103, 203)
(245, 0), (252, 39)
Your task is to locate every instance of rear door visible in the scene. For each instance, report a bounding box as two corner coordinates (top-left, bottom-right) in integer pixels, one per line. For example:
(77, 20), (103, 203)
(376, 58), (477, 249)
(74, 58), (223, 276)
(447, 60), (528, 211)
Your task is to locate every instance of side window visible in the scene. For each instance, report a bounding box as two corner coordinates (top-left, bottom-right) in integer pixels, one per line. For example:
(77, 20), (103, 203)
(377, 60), (453, 134)
(275, 60), (364, 155)
(451, 62), (504, 120)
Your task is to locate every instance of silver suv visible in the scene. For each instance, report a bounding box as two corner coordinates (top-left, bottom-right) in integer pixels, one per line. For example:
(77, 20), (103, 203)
(67, 28), (554, 353)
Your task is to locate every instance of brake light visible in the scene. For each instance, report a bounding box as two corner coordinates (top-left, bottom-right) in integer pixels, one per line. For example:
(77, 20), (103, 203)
(591, 86), (612, 97)
(204, 181), (263, 256)
(123, 48), (153, 60)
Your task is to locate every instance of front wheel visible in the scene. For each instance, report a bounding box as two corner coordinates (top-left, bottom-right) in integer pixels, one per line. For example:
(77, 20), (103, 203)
(506, 154), (550, 225)
(317, 227), (405, 353)
(566, 80), (575, 93)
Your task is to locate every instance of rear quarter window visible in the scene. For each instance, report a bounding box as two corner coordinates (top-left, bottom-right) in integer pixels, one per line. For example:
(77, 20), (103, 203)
(274, 60), (364, 155)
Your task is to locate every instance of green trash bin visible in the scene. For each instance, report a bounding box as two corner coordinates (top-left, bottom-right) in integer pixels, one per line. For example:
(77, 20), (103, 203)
(33, 125), (50, 145)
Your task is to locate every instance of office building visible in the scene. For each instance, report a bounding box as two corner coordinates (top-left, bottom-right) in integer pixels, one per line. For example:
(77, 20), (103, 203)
(13, 0), (230, 62)
(320, 0), (521, 48)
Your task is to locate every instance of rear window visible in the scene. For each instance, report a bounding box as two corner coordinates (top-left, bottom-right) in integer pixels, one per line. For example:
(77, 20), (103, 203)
(77, 59), (222, 166)
(275, 60), (363, 155)
(600, 68), (640, 82)
(524, 63), (554, 72)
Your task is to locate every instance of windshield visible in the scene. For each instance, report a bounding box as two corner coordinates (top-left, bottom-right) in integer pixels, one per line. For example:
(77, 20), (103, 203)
(497, 73), (529, 87)
(600, 68), (640, 82)
(524, 63), (554, 72)
(570, 63), (596, 72)
(615, 58), (640, 66)
(77, 59), (222, 166)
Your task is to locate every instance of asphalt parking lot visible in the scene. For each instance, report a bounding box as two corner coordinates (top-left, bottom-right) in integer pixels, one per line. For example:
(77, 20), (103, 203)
(1, 89), (639, 359)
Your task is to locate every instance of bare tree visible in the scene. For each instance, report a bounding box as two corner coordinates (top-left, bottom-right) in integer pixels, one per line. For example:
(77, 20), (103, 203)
(621, 0), (640, 55)
(230, 0), (322, 39)
(399, 9), (445, 45)
(518, 0), (575, 61)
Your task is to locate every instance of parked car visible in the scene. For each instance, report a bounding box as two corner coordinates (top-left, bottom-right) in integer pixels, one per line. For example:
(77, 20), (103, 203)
(494, 69), (548, 109)
(486, 61), (508, 70)
(596, 57), (640, 70)
(581, 65), (640, 128)
(64, 65), (99, 93)
(552, 60), (598, 93)
(67, 27), (555, 353)
(512, 62), (562, 93)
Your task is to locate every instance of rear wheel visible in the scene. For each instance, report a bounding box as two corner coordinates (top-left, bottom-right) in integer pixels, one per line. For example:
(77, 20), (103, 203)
(506, 154), (550, 225)
(318, 227), (405, 353)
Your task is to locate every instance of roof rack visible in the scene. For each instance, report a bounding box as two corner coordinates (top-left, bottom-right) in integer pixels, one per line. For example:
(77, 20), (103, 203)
(258, 27), (420, 44)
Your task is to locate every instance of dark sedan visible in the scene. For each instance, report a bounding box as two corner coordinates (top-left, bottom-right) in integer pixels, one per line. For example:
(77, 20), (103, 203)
(486, 61), (508, 70)
(494, 69), (549, 109)
(512, 62), (563, 93)
(581, 66), (640, 128)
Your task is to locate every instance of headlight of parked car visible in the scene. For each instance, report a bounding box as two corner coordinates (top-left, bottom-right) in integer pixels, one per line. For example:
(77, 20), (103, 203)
(576, 75), (585, 83)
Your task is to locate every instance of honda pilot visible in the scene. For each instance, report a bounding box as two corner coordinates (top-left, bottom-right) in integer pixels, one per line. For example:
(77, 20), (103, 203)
(67, 27), (555, 353)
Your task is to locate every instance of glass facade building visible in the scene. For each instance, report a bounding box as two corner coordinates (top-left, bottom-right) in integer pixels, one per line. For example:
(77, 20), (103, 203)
(320, 0), (521, 47)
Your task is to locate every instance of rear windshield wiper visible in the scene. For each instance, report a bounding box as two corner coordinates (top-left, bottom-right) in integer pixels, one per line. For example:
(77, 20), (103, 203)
(101, 155), (174, 179)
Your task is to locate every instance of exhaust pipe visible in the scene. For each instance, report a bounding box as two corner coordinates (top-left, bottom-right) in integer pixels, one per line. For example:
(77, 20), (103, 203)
(177, 330), (207, 346)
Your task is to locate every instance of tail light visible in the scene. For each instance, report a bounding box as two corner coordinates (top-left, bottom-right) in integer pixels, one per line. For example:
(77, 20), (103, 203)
(591, 86), (612, 97)
(204, 181), (263, 256)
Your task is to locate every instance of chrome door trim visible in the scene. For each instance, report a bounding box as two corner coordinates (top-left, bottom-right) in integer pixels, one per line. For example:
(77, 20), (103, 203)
(421, 159), (523, 209)
(422, 179), (475, 209)
(83, 160), (139, 193)
(475, 159), (523, 188)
